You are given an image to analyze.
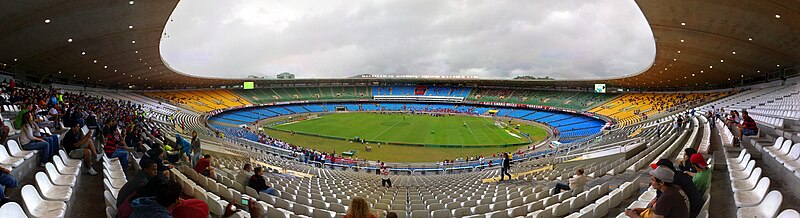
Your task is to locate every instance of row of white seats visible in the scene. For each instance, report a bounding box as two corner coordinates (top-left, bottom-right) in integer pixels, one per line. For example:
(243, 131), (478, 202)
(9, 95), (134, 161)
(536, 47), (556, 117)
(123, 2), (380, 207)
(762, 137), (800, 178)
(726, 148), (799, 217)
(696, 116), (711, 154)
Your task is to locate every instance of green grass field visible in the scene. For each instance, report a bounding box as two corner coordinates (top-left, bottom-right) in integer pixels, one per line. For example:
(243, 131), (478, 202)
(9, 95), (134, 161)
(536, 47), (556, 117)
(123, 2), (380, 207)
(265, 113), (548, 162)
(273, 113), (528, 146)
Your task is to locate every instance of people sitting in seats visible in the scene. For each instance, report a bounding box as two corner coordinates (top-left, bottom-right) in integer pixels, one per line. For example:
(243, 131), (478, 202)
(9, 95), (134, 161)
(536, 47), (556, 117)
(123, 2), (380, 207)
(677, 148), (697, 173)
(236, 163), (253, 186)
(63, 121), (99, 175)
(651, 159), (703, 218)
(552, 168), (587, 195)
(193, 154), (214, 177)
(736, 110), (758, 141)
(19, 112), (56, 166)
(0, 166), (18, 205)
(104, 122), (130, 170)
(344, 197), (377, 218)
(625, 166), (690, 218)
(143, 146), (170, 177)
(248, 167), (276, 196)
(222, 198), (262, 218)
(117, 158), (159, 208)
(688, 154), (710, 193)
(29, 110), (60, 153)
(129, 179), (183, 218)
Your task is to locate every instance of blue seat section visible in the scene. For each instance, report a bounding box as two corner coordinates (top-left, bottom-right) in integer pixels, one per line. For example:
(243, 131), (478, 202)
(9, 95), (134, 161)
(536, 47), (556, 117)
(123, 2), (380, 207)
(210, 102), (606, 143)
(372, 86), (391, 95)
(303, 104), (325, 112)
(268, 107), (291, 115)
(343, 103), (360, 111)
(391, 86), (414, 95)
(284, 105), (309, 113)
(210, 124), (259, 141)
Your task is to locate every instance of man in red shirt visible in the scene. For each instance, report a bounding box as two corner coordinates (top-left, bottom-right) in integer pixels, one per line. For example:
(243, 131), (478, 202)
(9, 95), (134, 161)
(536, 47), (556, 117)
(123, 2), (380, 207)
(193, 154), (214, 177)
(737, 110), (759, 140)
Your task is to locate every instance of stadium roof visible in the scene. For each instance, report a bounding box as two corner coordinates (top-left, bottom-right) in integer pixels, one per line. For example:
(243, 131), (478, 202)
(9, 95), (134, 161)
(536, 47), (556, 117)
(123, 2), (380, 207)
(1, 0), (798, 90)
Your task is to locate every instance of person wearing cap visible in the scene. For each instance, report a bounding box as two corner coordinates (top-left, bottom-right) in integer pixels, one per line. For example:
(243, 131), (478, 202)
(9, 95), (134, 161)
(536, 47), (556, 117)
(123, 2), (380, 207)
(625, 166), (690, 218)
(651, 159), (703, 218)
(689, 153), (710, 193)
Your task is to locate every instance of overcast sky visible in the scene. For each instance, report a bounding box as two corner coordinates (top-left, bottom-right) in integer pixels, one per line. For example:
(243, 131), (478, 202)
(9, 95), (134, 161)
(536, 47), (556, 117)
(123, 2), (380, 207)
(161, 0), (655, 79)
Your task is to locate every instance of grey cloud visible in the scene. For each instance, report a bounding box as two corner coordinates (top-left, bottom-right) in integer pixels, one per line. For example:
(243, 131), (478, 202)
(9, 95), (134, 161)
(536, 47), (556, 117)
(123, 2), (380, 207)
(161, 0), (655, 79)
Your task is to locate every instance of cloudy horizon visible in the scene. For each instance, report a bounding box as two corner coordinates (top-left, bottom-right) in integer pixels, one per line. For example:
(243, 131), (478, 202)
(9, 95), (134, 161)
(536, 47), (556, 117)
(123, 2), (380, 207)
(161, 0), (655, 80)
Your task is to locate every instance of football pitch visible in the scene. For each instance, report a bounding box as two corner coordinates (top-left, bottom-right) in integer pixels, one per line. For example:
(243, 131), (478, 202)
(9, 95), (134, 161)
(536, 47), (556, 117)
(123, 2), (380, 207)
(273, 113), (530, 146)
(266, 113), (548, 162)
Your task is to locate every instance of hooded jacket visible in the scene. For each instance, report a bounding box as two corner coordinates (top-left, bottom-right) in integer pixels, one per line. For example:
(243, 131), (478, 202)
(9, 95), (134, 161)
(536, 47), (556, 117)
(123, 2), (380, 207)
(129, 197), (172, 218)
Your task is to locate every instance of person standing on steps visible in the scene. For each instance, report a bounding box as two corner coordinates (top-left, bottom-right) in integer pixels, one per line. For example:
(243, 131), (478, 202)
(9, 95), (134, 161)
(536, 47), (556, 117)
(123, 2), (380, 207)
(499, 153), (512, 181)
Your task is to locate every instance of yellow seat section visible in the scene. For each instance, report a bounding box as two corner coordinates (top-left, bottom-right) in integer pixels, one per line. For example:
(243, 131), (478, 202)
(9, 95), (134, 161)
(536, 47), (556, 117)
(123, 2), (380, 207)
(143, 90), (252, 112)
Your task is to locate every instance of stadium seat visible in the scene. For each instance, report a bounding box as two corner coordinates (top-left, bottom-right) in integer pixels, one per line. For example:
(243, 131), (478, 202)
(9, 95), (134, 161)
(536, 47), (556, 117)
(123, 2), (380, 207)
(731, 168), (762, 192)
(729, 162), (757, 180)
(776, 144), (800, 164)
(104, 190), (117, 211)
(21, 185), (66, 218)
(45, 163), (76, 187)
(737, 190), (782, 218)
(777, 209), (800, 218)
(57, 150), (82, 168)
(0, 202), (27, 218)
(0, 145), (23, 168)
(52, 156), (79, 175)
(6, 140), (34, 159)
(34, 172), (72, 202)
(727, 150), (748, 165)
(733, 177), (770, 207)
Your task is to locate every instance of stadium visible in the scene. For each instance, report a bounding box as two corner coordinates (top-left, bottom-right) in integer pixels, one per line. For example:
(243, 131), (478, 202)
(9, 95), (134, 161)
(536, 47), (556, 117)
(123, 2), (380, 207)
(0, 0), (799, 218)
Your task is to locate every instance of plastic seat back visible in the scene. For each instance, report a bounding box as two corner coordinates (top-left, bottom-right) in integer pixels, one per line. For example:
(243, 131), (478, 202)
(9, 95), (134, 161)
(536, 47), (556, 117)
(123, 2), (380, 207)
(0, 202), (26, 218)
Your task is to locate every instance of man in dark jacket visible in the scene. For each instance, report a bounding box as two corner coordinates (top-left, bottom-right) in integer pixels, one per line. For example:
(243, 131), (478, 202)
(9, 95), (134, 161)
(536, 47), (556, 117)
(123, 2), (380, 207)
(499, 153), (512, 181)
(248, 167), (276, 195)
(117, 159), (159, 207)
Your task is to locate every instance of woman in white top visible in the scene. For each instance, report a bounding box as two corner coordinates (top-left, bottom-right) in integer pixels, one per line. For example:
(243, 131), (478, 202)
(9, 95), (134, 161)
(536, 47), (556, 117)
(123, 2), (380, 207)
(19, 112), (53, 165)
(30, 113), (60, 155)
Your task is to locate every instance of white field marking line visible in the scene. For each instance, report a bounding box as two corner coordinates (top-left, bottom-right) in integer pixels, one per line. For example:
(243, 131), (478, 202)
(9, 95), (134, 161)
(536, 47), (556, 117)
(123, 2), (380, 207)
(370, 117), (405, 140)
(463, 118), (481, 143)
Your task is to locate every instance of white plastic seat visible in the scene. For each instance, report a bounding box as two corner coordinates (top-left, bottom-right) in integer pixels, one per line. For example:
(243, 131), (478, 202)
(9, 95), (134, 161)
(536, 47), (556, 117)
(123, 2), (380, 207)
(45, 163), (76, 187)
(106, 206), (117, 218)
(768, 141), (794, 157)
(105, 190), (117, 211)
(104, 178), (120, 199)
(764, 137), (786, 153)
(52, 156), (79, 175)
(6, 140), (34, 159)
(57, 150), (82, 168)
(0, 202), (27, 218)
(727, 150), (747, 165)
(730, 162), (756, 180)
(776, 144), (800, 164)
(103, 167), (126, 180)
(731, 168), (761, 192)
(103, 161), (123, 172)
(777, 209), (799, 218)
(103, 170), (127, 189)
(21, 185), (67, 218)
(0, 146), (23, 167)
(733, 177), (770, 207)
(737, 191), (782, 218)
(35, 172), (72, 202)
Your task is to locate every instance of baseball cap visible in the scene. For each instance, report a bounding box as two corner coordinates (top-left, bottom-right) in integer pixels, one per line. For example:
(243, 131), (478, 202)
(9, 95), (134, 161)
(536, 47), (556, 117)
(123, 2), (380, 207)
(649, 166), (675, 183)
(690, 153), (707, 168)
(650, 159), (676, 172)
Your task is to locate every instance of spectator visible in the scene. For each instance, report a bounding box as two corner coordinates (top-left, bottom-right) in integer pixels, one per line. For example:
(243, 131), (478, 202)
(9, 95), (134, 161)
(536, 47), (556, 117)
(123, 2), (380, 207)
(30, 111), (60, 154)
(248, 167), (276, 196)
(193, 154), (214, 177)
(143, 146), (170, 176)
(689, 154), (710, 193)
(129, 180), (182, 218)
(624, 166), (690, 218)
(499, 153), (512, 181)
(386, 212), (398, 218)
(651, 159), (703, 218)
(117, 158), (159, 208)
(236, 163), (253, 186)
(63, 122), (99, 175)
(104, 125), (130, 170)
(222, 200), (262, 218)
(0, 119), (8, 145)
(737, 110), (758, 141)
(344, 197), (376, 218)
(12, 103), (32, 130)
(381, 167), (392, 188)
(172, 199), (209, 218)
(677, 148), (697, 173)
(552, 168), (587, 195)
(19, 112), (55, 166)
(190, 131), (201, 167)
(175, 134), (192, 164)
(0, 166), (18, 204)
